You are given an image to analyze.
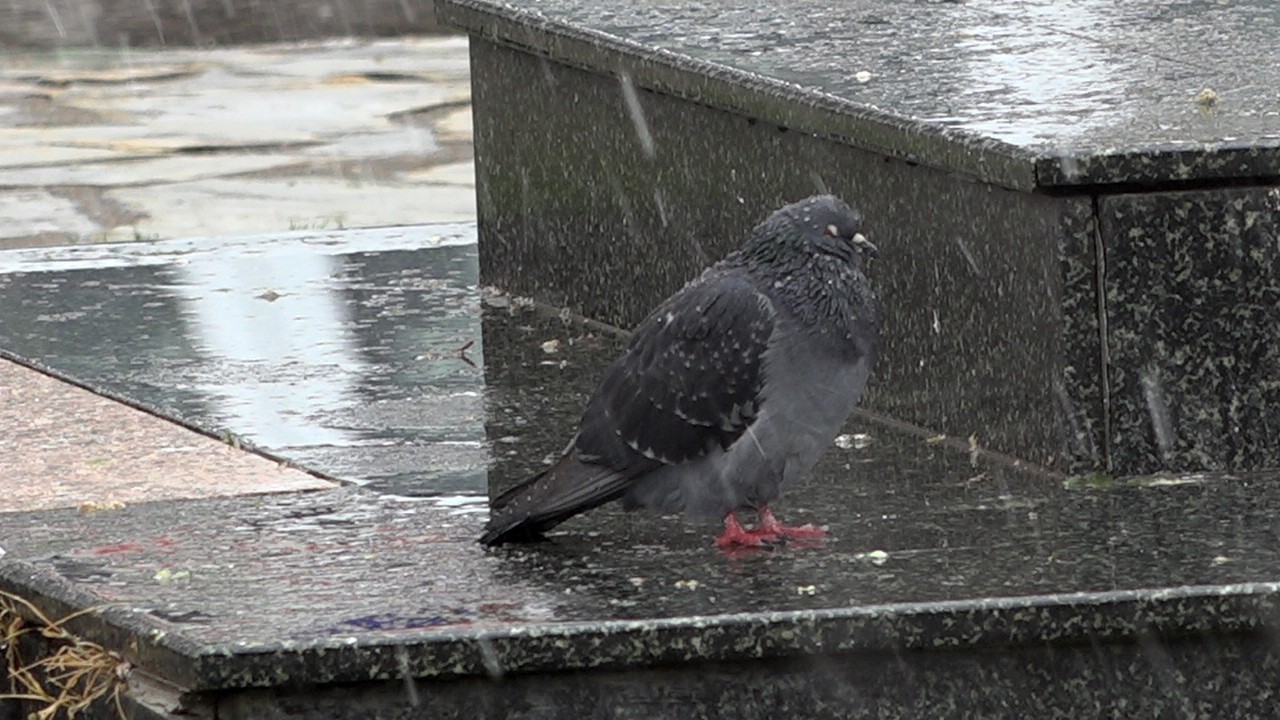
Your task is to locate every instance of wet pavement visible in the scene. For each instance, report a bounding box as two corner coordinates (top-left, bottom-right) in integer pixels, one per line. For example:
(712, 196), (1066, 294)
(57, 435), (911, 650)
(0, 225), (487, 495)
(0, 36), (479, 510)
(0, 37), (473, 248)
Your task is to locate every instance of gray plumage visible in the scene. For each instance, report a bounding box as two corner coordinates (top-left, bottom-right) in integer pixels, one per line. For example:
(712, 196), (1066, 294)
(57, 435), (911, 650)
(480, 195), (879, 546)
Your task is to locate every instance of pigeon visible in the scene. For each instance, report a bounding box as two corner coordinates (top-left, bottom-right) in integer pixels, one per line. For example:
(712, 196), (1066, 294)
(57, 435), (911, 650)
(480, 195), (880, 548)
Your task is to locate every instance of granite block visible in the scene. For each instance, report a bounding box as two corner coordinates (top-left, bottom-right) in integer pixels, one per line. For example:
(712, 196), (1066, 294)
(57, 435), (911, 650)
(209, 634), (1280, 719)
(1100, 186), (1280, 474)
(471, 38), (1100, 470)
(448, 0), (1280, 475)
(7, 458), (1280, 715)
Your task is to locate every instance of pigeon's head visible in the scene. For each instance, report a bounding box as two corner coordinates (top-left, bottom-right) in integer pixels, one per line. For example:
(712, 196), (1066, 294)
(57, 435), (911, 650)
(745, 195), (878, 267)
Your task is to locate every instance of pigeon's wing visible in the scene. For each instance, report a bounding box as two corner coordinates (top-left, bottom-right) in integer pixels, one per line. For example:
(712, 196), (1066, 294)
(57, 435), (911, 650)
(479, 271), (777, 546)
(577, 271), (777, 469)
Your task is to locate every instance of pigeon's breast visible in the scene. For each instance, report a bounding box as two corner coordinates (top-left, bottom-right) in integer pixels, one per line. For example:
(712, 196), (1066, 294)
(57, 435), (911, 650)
(756, 321), (874, 482)
(621, 319), (873, 519)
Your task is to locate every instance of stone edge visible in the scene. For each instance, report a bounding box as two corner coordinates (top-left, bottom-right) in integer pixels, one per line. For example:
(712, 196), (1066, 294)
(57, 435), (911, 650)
(3, 554), (1278, 692)
(440, 0), (1280, 190)
(438, 0), (1039, 192)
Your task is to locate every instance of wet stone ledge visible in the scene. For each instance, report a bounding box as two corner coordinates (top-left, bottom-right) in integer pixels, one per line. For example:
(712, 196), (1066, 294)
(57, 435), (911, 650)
(6, 436), (1280, 717)
(439, 0), (1280, 477)
(4, 232), (1280, 717)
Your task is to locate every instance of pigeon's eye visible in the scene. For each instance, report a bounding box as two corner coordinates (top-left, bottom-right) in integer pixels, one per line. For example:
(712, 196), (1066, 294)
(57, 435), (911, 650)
(824, 224), (841, 238)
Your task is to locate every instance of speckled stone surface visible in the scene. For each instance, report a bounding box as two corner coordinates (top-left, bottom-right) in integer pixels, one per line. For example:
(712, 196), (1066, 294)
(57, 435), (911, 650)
(444, 0), (1280, 476)
(1100, 186), (1280, 474)
(5, 455), (1280, 712)
(211, 636), (1280, 719)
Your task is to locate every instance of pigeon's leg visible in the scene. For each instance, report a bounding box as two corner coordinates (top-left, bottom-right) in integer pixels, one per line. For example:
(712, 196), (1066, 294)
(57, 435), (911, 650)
(754, 506), (827, 540)
(715, 512), (767, 548)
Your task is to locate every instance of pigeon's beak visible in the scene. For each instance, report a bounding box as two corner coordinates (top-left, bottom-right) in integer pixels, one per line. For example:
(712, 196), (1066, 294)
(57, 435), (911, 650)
(851, 233), (879, 259)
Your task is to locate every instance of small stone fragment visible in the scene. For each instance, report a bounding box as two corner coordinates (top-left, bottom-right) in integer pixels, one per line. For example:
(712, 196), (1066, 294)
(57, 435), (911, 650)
(857, 549), (889, 566)
(79, 500), (126, 514)
(154, 568), (191, 584)
(834, 433), (873, 449)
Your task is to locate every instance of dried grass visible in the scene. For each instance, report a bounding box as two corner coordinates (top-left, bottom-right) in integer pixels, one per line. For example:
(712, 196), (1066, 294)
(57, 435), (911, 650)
(0, 589), (130, 719)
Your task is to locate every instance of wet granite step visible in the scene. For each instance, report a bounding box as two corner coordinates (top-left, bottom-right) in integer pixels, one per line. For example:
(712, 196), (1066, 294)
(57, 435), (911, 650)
(439, 0), (1280, 478)
(4, 228), (1280, 717)
(6, 419), (1280, 717)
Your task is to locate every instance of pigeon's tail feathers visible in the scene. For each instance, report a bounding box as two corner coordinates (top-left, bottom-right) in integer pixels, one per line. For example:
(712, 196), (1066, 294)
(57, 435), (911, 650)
(479, 452), (635, 546)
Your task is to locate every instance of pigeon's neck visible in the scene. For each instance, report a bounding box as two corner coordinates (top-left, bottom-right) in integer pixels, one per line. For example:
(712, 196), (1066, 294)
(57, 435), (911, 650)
(751, 252), (876, 359)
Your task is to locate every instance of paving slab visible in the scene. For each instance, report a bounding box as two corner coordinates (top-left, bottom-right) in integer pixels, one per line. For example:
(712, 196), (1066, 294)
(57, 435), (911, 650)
(0, 357), (334, 514)
(434, 106), (474, 142)
(0, 189), (100, 240)
(0, 145), (129, 169)
(405, 160), (476, 186)
(0, 225), (485, 496)
(103, 177), (476, 241)
(0, 154), (305, 188)
(0, 37), (474, 247)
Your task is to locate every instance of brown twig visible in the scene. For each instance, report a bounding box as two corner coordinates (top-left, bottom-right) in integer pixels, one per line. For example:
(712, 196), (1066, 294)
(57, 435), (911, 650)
(0, 589), (131, 719)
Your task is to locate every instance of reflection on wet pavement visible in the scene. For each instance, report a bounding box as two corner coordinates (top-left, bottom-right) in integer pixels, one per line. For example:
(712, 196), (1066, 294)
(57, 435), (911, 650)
(0, 225), (486, 495)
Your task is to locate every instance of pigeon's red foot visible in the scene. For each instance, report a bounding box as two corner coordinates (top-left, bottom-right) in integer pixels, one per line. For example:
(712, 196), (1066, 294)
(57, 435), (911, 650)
(753, 506), (828, 541)
(714, 508), (827, 548)
(714, 512), (767, 548)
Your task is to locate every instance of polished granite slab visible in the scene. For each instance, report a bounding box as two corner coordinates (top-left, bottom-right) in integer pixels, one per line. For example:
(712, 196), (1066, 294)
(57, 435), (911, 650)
(0, 225), (486, 496)
(4, 415), (1280, 692)
(439, 0), (1280, 189)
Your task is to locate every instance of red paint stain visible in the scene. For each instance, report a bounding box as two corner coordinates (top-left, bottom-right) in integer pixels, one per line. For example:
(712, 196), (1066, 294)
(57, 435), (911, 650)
(88, 535), (181, 556)
(91, 542), (147, 555)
